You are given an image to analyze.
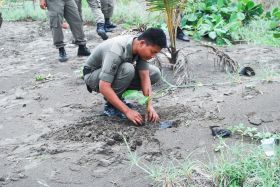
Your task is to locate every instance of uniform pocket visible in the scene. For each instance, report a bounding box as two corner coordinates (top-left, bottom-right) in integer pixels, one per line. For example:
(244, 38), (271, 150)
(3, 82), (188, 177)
(48, 11), (59, 28)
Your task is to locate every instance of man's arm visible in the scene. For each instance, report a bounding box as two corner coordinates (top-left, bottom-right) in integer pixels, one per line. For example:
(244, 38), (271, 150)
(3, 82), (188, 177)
(138, 70), (159, 123)
(99, 80), (143, 125)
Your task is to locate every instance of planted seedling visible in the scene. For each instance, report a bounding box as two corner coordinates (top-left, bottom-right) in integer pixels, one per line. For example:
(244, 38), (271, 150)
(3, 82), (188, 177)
(229, 123), (280, 141)
(122, 90), (151, 123)
(35, 74), (45, 81)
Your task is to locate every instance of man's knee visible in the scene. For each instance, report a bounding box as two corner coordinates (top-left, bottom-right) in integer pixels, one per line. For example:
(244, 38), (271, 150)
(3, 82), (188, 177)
(117, 63), (135, 81)
(150, 65), (161, 85)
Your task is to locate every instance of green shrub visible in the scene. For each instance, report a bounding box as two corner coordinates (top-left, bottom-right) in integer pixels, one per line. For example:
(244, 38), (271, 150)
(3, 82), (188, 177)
(238, 18), (280, 47)
(182, 0), (264, 45)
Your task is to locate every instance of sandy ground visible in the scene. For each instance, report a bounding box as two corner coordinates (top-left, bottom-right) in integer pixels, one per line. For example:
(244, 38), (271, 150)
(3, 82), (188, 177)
(0, 21), (280, 187)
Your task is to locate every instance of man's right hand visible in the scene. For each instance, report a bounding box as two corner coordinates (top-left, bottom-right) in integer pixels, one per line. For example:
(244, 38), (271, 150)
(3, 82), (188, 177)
(40, 0), (47, 9)
(125, 109), (143, 125)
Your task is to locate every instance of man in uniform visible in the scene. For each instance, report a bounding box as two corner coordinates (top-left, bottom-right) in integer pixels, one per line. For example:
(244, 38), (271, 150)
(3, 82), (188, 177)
(83, 28), (167, 125)
(75, 0), (116, 40)
(40, 0), (91, 62)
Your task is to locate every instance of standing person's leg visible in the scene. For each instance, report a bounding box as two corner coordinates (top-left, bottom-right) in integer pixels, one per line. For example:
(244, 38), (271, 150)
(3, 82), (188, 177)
(74, 0), (83, 21)
(86, 0), (108, 40)
(64, 0), (91, 56)
(177, 14), (189, 42)
(100, 0), (116, 30)
(177, 27), (190, 42)
(46, 0), (68, 62)
(0, 12), (3, 28)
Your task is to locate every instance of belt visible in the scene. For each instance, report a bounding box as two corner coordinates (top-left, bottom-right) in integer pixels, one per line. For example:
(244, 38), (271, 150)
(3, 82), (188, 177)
(83, 66), (93, 93)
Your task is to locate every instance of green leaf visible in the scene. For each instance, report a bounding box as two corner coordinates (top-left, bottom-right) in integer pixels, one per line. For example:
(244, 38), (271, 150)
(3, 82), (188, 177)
(223, 38), (232, 45)
(246, 1), (255, 10)
(270, 21), (279, 30)
(187, 13), (198, 22)
(122, 90), (149, 105)
(209, 31), (217, 39)
(274, 12), (280, 19)
(217, 0), (224, 8)
(236, 12), (245, 20)
(229, 13), (238, 22)
(273, 32), (280, 38)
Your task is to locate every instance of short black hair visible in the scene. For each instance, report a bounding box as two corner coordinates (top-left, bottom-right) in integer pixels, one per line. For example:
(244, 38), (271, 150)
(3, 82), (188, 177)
(138, 28), (167, 48)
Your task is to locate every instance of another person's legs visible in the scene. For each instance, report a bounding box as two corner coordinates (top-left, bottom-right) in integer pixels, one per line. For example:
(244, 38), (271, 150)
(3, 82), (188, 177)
(74, 0), (83, 21)
(0, 12), (3, 28)
(64, 0), (91, 56)
(177, 26), (190, 42)
(46, 0), (68, 62)
(86, 0), (108, 40)
(100, 0), (116, 30)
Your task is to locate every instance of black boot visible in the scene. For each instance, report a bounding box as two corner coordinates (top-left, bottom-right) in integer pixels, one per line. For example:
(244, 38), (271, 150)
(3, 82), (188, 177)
(96, 23), (108, 40)
(105, 18), (117, 29)
(58, 47), (68, 62)
(78, 45), (91, 56)
(177, 27), (190, 42)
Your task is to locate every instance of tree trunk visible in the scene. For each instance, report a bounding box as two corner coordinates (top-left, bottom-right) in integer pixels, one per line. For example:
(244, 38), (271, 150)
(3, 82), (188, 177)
(168, 47), (179, 64)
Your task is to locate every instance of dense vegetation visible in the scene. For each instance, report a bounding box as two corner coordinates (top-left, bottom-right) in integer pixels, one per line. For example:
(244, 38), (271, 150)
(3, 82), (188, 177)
(0, 0), (279, 46)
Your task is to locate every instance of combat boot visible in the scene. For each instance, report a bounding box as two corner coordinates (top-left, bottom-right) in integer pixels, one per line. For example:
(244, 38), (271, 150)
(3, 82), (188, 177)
(78, 45), (91, 56)
(96, 23), (108, 40)
(105, 18), (117, 29)
(58, 47), (68, 62)
(177, 27), (190, 42)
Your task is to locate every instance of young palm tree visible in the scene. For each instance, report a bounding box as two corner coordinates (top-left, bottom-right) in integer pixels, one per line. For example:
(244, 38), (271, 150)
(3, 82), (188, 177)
(146, 0), (187, 63)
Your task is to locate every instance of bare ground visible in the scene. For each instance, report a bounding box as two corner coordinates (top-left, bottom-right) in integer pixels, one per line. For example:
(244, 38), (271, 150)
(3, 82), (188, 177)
(0, 21), (280, 187)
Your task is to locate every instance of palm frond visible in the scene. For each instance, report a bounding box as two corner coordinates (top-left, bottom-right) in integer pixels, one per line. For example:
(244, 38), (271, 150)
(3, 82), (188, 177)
(146, 0), (187, 52)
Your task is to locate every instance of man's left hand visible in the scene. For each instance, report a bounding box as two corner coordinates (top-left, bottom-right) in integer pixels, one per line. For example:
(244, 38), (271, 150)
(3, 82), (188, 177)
(147, 106), (160, 123)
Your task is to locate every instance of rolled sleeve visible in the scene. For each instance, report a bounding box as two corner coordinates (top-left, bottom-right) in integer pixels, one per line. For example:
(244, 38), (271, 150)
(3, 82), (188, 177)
(136, 59), (149, 70)
(99, 52), (122, 83)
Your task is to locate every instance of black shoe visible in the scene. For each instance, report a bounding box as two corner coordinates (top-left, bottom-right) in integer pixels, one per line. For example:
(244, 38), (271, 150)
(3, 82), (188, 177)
(177, 27), (190, 42)
(78, 45), (91, 56)
(104, 27), (113, 33)
(96, 23), (108, 40)
(58, 47), (68, 62)
(105, 18), (117, 29)
(103, 102), (127, 119)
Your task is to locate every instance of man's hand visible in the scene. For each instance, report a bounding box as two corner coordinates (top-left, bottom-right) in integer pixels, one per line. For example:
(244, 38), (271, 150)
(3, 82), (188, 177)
(125, 109), (143, 125)
(147, 105), (160, 123)
(40, 0), (47, 9)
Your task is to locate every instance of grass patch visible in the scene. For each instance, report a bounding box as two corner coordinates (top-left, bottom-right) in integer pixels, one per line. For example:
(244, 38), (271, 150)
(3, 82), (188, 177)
(124, 136), (280, 186)
(111, 0), (163, 29)
(75, 0), (162, 28)
(211, 143), (280, 186)
(1, 0), (161, 28)
(238, 18), (280, 47)
(1, 1), (47, 21)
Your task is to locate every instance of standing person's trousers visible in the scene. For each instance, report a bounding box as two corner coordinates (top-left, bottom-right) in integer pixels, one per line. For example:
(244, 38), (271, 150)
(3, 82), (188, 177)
(75, 0), (115, 24)
(46, 0), (86, 48)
